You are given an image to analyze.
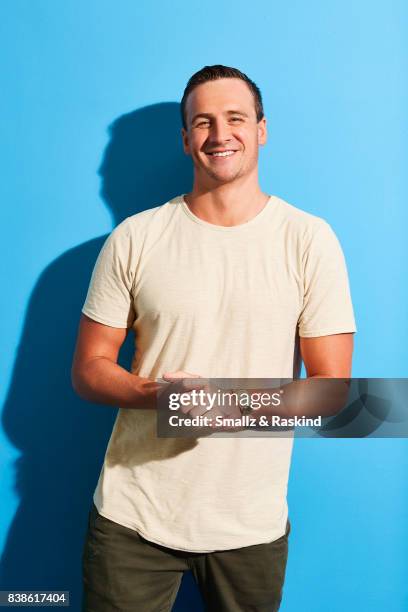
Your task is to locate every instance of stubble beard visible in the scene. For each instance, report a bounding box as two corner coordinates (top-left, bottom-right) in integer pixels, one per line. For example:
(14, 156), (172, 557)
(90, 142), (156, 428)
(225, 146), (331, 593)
(197, 154), (247, 186)
(205, 166), (243, 184)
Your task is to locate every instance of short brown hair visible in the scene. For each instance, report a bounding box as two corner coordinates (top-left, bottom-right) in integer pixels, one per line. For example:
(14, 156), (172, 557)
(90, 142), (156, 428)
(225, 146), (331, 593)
(181, 64), (264, 129)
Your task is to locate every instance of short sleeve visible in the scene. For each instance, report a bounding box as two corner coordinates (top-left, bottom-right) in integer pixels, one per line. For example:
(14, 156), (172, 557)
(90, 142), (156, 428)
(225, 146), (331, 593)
(298, 221), (357, 337)
(81, 221), (136, 328)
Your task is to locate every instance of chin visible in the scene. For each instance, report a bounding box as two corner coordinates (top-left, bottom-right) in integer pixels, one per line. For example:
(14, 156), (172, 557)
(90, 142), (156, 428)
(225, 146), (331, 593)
(207, 169), (243, 184)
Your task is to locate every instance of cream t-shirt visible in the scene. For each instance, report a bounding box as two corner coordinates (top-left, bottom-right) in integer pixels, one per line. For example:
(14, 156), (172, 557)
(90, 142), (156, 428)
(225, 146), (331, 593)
(82, 194), (356, 552)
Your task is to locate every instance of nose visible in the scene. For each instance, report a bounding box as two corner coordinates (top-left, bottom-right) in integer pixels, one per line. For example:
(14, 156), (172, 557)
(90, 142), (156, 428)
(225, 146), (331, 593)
(208, 118), (232, 145)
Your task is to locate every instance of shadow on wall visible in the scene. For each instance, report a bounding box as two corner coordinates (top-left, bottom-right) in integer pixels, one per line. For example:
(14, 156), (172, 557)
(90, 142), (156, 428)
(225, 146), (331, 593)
(0, 102), (203, 612)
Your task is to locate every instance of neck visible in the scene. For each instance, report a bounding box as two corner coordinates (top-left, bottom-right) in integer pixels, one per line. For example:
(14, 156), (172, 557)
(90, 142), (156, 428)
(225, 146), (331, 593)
(184, 174), (269, 227)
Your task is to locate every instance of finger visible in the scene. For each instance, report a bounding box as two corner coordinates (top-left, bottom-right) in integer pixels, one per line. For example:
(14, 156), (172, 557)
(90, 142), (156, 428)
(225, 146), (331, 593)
(180, 378), (207, 391)
(162, 371), (201, 381)
(185, 404), (212, 417)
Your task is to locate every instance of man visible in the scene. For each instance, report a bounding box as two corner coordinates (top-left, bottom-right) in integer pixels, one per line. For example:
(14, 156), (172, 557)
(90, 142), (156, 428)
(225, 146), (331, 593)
(72, 65), (356, 611)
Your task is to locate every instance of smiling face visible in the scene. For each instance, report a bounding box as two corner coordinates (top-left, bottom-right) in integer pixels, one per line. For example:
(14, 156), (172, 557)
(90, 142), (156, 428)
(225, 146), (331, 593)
(182, 78), (267, 188)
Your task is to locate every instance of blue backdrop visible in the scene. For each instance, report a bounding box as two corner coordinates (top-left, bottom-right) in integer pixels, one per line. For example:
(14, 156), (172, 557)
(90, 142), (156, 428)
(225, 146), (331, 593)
(1, 1), (407, 610)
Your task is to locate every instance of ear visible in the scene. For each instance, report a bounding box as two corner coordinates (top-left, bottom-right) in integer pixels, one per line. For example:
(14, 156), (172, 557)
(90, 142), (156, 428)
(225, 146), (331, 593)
(181, 128), (191, 155)
(257, 117), (267, 146)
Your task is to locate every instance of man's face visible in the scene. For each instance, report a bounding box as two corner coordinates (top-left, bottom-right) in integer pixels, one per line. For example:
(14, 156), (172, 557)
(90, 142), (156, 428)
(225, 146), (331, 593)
(182, 78), (267, 186)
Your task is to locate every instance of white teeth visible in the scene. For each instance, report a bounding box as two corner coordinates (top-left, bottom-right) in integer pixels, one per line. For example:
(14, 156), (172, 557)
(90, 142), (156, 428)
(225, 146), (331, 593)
(210, 151), (235, 157)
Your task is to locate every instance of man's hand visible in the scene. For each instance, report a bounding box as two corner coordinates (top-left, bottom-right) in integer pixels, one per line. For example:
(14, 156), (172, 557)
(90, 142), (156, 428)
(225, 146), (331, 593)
(161, 371), (209, 416)
(161, 373), (244, 432)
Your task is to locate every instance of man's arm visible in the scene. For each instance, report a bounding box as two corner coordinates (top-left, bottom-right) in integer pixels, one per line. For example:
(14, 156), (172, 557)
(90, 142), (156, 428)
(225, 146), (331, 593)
(71, 314), (160, 409)
(233, 333), (355, 422)
(71, 315), (201, 410)
(300, 332), (354, 378)
(273, 332), (354, 418)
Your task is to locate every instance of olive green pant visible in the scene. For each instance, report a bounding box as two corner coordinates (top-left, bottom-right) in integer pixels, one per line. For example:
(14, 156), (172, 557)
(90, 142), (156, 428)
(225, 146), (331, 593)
(82, 503), (290, 612)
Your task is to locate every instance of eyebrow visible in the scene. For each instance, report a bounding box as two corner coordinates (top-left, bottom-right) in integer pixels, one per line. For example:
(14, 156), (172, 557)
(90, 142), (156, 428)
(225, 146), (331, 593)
(191, 110), (249, 124)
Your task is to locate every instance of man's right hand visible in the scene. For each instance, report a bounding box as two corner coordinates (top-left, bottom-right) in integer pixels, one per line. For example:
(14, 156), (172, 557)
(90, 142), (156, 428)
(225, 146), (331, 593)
(159, 373), (244, 432)
(159, 371), (211, 417)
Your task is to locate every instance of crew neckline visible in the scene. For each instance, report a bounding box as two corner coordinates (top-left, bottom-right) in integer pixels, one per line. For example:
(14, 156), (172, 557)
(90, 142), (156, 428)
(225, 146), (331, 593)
(179, 194), (277, 232)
